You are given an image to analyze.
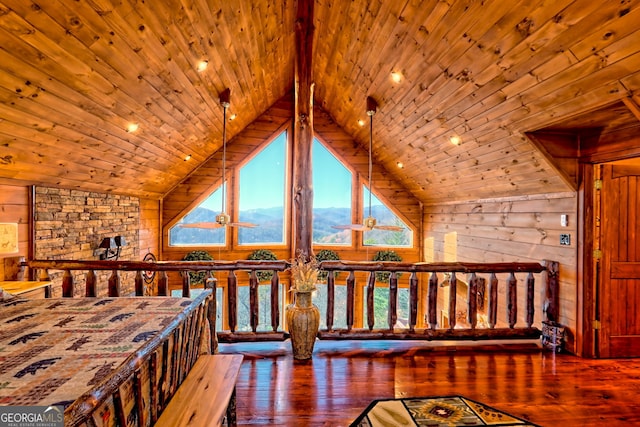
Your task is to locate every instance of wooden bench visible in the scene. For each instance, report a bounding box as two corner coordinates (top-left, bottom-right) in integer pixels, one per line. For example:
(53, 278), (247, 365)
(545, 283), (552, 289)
(155, 354), (243, 427)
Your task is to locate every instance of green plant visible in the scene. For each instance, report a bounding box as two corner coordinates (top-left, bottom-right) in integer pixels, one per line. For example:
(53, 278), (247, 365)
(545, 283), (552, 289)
(182, 250), (214, 285)
(373, 250), (402, 282)
(248, 249), (278, 282)
(315, 249), (340, 282)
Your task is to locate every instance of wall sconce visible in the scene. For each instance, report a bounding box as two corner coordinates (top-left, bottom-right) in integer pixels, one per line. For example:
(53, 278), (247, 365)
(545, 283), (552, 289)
(99, 236), (127, 260)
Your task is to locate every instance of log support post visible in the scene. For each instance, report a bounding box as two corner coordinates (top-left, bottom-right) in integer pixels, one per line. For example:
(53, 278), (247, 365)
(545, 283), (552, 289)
(292, 0), (315, 259)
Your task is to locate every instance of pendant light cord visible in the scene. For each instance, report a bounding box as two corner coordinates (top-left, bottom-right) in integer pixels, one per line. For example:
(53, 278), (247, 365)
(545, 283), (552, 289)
(221, 104), (227, 213)
(367, 111), (373, 218)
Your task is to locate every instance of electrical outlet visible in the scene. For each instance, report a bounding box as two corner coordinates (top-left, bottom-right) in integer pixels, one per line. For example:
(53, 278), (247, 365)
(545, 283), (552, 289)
(560, 234), (571, 246)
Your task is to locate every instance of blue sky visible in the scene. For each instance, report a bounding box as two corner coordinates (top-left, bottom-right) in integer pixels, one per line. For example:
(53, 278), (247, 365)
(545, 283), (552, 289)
(203, 133), (354, 211)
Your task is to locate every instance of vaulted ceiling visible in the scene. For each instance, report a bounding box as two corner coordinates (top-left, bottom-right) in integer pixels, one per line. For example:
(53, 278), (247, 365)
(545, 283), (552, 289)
(1, 0), (639, 203)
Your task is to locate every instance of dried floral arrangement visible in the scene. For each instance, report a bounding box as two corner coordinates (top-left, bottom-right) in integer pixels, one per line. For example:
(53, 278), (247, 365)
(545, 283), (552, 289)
(288, 252), (319, 292)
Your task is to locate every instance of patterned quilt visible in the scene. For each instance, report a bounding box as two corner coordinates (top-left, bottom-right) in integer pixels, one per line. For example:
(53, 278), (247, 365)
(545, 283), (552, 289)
(0, 296), (202, 409)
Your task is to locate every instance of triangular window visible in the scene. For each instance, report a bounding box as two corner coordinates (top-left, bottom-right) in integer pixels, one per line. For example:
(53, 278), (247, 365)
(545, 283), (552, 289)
(168, 184), (227, 246)
(362, 187), (412, 247)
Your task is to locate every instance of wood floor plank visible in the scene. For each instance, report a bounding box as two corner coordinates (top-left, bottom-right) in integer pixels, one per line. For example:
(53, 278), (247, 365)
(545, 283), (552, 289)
(218, 340), (640, 426)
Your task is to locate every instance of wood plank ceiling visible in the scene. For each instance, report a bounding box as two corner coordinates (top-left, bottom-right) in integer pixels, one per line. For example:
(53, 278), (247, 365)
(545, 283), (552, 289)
(0, 0), (639, 203)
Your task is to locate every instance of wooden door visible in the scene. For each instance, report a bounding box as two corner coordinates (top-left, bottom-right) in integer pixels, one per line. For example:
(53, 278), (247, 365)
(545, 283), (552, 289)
(598, 163), (640, 357)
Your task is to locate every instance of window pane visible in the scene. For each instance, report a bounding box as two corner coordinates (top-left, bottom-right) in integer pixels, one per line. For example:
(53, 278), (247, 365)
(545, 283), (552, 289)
(168, 185), (226, 246)
(362, 186), (413, 247)
(312, 139), (352, 245)
(238, 132), (287, 245)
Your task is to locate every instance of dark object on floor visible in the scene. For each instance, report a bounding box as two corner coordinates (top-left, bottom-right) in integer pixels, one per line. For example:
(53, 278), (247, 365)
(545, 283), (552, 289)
(351, 395), (540, 426)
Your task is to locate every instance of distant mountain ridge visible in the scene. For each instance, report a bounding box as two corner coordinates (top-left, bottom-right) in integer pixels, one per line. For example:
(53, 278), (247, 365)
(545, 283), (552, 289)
(171, 205), (410, 246)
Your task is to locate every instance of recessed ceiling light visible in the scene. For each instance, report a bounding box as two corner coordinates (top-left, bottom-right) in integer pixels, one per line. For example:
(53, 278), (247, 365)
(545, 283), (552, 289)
(450, 135), (461, 146)
(397, 161), (404, 169)
(358, 119), (365, 127)
(126, 123), (139, 133)
(184, 154), (192, 161)
(391, 71), (402, 83)
(229, 113), (237, 121)
(196, 60), (208, 72)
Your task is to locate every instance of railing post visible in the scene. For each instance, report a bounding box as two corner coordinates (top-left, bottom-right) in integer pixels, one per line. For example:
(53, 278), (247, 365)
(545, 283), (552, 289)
(181, 272), (191, 298)
(468, 272), (478, 329)
(228, 270), (238, 333)
(409, 272), (418, 332)
(38, 268), (52, 298)
(488, 272), (498, 328)
(428, 272), (438, 329)
(158, 271), (168, 296)
(448, 272), (457, 329)
(249, 270), (259, 333)
(543, 260), (560, 322)
(270, 272), (280, 332)
(366, 272), (375, 330)
(526, 272), (535, 327)
(62, 269), (74, 297)
(346, 271), (355, 331)
(205, 278), (218, 353)
(326, 271), (335, 331)
(135, 271), (144, 296)
(86, 270), (97, 297)
(108, 270), (120, 297)
(388, 272), (398, 330)
(507, 272), (517, 328)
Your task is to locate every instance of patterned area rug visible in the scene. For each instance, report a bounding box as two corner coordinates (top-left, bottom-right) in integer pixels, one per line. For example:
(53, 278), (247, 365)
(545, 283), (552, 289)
(351, 395), (540, 426)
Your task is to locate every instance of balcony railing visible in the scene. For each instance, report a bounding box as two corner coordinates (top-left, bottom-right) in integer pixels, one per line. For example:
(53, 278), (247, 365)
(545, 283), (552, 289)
(22, 258), (559, 346)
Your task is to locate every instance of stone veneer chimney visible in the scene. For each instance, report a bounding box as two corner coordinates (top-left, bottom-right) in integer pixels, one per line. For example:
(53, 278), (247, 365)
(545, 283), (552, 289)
(34, 186), (139, 297)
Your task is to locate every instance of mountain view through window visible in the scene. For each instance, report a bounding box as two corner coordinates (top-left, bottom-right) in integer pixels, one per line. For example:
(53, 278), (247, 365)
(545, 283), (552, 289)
(169, 132), (413, 247)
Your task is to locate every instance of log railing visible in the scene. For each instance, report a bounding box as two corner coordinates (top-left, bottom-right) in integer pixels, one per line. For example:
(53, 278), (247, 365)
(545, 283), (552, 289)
(312, 260), (558, 341)
(24, 259), (289, 298)
(23, 259), (559, 344)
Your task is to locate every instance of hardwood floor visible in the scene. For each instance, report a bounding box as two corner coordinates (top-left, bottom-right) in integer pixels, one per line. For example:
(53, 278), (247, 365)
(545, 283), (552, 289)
(218, 340), (640, 426)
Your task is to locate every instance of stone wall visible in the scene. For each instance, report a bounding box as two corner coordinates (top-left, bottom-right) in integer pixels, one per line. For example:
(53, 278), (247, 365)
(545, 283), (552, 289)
(35, 187), (139, 296)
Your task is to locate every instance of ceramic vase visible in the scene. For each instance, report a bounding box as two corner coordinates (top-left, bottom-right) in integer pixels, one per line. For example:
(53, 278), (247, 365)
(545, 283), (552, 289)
(286, 291), (320, 360)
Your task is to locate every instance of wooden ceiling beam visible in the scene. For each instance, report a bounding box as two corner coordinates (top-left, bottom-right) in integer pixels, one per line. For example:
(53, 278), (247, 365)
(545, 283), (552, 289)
(292, 0), (315, 258)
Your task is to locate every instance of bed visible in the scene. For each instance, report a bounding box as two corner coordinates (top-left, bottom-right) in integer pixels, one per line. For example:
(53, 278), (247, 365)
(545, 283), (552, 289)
(0, 289), (214, 426)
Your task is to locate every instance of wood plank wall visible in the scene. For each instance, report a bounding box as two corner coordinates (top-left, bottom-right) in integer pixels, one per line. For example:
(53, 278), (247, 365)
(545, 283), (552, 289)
(140, 198), (160, 259)
(0, 184), (29, 280)
(423, 192), (577, 351)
